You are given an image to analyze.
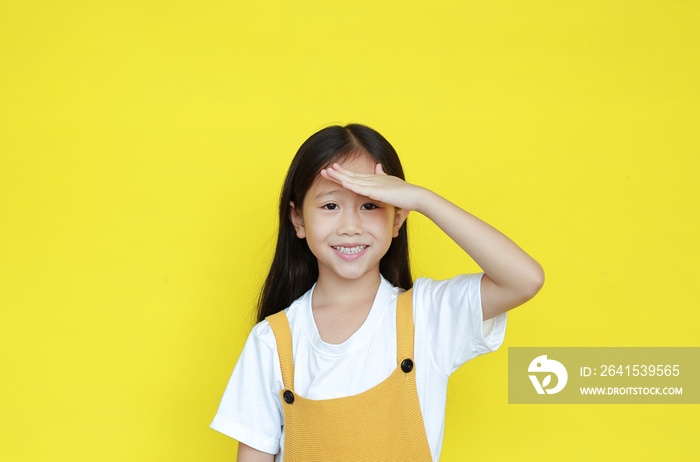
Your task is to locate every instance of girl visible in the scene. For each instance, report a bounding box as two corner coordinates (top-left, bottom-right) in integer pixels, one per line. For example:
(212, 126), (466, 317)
(211, 124), (544, 461)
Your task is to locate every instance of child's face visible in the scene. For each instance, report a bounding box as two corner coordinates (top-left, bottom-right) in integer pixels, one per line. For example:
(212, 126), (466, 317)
(290, 154), (402, 285)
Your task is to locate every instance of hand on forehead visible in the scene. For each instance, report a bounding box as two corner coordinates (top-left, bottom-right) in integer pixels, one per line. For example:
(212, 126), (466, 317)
(310, 155), (379, 198)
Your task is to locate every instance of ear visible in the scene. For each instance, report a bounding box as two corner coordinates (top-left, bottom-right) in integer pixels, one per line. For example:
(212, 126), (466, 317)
(392, 208), (409, 238)
(289, 201), (306, 239)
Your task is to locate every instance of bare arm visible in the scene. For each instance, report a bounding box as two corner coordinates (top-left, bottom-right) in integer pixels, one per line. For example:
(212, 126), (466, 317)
(412, 188), (544, 320)
(236, 442), (275, 462)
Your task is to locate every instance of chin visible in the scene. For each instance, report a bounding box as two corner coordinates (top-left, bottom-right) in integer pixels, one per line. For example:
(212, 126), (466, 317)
(338, 268), (378, 281)
(336, 272), (365, 281)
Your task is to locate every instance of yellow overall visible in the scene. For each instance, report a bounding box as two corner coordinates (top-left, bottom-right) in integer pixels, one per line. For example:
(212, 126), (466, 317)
(266, 288), (433, 461)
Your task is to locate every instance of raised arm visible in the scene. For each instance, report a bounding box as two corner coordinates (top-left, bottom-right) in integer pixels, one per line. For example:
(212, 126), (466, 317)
(321, 162), (544, 320)
(410, 187), (544, 320)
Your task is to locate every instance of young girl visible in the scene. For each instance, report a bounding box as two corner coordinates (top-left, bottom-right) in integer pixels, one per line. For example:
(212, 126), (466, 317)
(211, 124), (544, 461)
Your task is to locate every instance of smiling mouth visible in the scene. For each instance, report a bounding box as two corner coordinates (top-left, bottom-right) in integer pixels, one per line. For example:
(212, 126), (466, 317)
(331, 245), (368, 255)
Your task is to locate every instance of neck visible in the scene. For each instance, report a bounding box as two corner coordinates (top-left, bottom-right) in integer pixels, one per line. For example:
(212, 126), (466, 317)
(313, 269), (382, 307)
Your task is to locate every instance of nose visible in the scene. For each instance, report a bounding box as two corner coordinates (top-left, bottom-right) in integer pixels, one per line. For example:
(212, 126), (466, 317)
(337, 208), (363, 235)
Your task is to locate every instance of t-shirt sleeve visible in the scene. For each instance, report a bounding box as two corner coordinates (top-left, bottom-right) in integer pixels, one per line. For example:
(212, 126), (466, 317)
(210, 321), (283, 455)
(414, 272), (508, 376)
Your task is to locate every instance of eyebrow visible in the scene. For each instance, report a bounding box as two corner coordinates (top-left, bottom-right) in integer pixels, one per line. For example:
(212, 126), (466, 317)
(314, 189), (344, 199)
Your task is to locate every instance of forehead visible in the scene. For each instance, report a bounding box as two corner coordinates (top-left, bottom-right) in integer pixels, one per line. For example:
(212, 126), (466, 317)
(306, 154), (376, 200)
(334, 154), (376, 173)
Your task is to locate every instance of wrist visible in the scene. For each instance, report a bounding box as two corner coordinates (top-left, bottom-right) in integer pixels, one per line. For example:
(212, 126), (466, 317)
(412, 186), (439, 215)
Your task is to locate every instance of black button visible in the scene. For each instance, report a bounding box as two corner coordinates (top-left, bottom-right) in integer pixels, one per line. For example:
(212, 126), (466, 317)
(283, 390), (294, 404)
(401, 359), (414, 373)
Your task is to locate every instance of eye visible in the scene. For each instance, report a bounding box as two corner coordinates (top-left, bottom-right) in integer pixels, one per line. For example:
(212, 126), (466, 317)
(322, 203), (339, 210)
(361, 203), (379, 210)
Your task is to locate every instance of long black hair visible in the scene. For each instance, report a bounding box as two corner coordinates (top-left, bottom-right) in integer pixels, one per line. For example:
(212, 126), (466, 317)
(256, 123), (412, 323)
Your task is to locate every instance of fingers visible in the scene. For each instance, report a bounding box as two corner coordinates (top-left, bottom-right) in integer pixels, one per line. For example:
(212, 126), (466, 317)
(320, 163), (387, 197)
(317, 162), (411, 208)
(322, 164), (359, 183)
(325, 162), (380, 179)
(320, 166), (348, 184)
(329, 163), (363, 178)
(320, 167), (352, 192)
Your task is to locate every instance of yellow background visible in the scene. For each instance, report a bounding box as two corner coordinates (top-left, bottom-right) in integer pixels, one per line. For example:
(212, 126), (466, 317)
(1, 1), (698, 460)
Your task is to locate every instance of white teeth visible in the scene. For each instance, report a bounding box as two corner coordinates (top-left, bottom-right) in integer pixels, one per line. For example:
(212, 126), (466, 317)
(333, 245), (367, 254)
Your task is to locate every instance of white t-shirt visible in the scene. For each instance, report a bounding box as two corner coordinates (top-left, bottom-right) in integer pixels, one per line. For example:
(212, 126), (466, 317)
(210, 272), (507, 461)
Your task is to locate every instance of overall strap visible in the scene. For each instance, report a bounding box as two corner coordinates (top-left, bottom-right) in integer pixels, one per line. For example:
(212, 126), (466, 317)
(266, 311), (295, 390)
(396, 288), (415, 363)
